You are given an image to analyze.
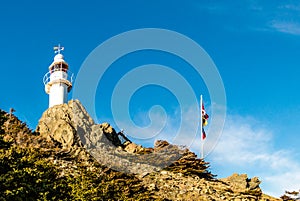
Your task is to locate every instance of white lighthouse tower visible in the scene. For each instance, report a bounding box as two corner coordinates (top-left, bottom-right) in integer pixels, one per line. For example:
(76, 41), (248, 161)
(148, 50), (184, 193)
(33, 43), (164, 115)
(43, 45), (73, 108)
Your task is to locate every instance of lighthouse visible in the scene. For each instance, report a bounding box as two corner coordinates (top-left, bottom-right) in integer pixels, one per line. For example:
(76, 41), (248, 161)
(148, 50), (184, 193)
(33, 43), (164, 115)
(43, 45), (73, 108)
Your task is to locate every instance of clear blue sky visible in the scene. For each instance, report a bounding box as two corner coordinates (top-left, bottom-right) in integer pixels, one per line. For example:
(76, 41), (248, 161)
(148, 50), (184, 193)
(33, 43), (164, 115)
(1, 0), (299, 197)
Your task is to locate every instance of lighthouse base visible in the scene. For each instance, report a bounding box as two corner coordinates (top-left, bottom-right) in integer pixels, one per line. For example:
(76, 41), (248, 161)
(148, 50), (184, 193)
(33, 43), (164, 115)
(49, 83), (68, 107)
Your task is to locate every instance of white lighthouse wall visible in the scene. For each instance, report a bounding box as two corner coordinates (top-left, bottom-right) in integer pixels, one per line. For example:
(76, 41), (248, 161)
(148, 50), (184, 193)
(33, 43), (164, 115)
(50, 71), (68, 81)
(48, 71), (69, 107)
(49, 83), (68, 107)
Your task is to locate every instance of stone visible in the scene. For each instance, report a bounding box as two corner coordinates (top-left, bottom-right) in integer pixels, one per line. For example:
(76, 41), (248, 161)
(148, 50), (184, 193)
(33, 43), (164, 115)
(221, 173), (262, 196)
(249, 176), (261, 190)
(1, 104), (281, 201)
(124, 142), (138, 153)
(148, 183), (157, 191)
(100, 122), (122, 146)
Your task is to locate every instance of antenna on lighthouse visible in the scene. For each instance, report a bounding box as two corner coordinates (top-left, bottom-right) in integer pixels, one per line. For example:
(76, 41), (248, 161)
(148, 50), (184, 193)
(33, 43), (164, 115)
(43, 44), (73, 108)
(53, 44), (64, 54)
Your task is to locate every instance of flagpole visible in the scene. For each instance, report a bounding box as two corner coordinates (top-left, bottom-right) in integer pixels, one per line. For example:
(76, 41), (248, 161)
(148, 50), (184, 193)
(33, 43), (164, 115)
(200, 94), (204, 159)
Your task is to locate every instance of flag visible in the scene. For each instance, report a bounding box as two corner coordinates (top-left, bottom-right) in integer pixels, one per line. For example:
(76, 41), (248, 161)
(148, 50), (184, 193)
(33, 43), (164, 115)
(202, 128), (206, 140)
(202, 104), (209, 126)
(201, 100), (209, 140)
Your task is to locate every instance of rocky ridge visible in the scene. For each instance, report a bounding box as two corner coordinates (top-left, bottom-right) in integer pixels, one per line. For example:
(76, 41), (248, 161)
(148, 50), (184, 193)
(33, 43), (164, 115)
(36, 100), (212, 178)
(1, 100), (281, 200)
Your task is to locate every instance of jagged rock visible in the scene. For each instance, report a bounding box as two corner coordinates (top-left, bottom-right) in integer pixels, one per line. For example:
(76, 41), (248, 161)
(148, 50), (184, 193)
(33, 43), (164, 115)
(100, 122), (122, 146)
(86, 124), (113, 148)
(36, 100), (120, 149)
(142, 170), (275, 201)
(221, 173), (262, 196)
(1, 106), (282, 201)
(155, 140), (215, 179)
(36, 100), (99, 160)
(124, 141), (139, 153)
(37, 102), (71, 148)
(154, 140), (170, 150)
(35, 100), (181, 175)
(123, 141), (145, 153)
(100, 122), (113, 134)
(249, 176), (261, 190)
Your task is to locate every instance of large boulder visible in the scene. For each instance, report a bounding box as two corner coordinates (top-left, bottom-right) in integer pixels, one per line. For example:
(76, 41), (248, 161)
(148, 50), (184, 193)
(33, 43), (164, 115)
(36, 100), (91, 149)
(221, 173), (262, 196)
(36, 100), (121, 160)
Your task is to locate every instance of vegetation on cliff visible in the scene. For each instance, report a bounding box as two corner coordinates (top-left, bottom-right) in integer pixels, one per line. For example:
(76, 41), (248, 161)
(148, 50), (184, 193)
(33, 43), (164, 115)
(0, 102), (282, 200)
(0, 109), (151, 200)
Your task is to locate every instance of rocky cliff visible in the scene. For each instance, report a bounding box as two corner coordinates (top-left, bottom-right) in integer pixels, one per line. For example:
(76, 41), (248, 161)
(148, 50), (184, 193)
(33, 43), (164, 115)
(1, 100), (281, 200)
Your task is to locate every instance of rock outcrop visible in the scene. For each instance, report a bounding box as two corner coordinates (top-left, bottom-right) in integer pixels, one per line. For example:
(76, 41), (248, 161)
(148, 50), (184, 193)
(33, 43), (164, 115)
(31, 100), (281, 200)
(142, 171), (273, 201)
(36, 100), (186, 175)
(221, 173), (262, 196)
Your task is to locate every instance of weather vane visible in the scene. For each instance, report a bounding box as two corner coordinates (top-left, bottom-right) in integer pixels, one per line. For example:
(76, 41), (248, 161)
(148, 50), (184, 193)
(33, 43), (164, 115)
(53, 44), (64, 54)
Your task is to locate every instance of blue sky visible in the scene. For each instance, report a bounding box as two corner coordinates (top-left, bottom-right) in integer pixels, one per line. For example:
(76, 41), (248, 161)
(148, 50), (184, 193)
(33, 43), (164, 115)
(1, 0), (300, 197)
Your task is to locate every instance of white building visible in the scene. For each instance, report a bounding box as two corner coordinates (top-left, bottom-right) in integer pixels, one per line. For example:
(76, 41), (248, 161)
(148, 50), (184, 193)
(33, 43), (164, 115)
(43, 45), (73, 108)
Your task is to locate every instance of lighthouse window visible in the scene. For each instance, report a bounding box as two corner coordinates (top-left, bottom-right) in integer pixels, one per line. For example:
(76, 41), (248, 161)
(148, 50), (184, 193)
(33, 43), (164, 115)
(50, 63), (68, 73)
(54, 64), (61, 71)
